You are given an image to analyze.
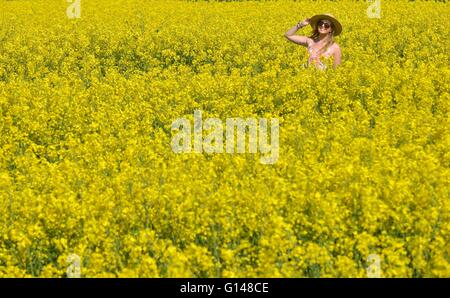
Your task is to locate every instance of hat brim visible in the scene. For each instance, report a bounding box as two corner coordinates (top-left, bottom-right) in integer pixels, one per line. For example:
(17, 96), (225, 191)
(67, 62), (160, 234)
(310, 14), (342, 36)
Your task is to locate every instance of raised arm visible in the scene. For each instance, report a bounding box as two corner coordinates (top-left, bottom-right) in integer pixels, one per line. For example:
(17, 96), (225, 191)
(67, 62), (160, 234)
(284, 19), (311, 47)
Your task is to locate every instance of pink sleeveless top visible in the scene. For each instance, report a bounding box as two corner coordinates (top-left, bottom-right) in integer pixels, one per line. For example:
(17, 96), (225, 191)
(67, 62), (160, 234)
(308, 44), (333, 70)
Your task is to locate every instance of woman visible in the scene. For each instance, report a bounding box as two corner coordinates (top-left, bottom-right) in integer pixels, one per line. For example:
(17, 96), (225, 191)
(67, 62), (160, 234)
(285, 13), (342, 70)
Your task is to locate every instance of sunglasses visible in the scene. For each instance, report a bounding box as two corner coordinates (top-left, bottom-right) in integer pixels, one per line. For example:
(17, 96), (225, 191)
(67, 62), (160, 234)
(317, 21), (332, 29)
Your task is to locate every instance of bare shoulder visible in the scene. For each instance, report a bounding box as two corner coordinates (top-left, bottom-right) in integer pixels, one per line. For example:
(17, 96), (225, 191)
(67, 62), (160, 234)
(331, 42), (341, 51)
(305, 37), (314, 47)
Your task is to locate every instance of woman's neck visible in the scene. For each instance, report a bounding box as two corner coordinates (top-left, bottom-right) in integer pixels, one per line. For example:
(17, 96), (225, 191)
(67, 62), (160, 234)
(317, 33), (330, 42)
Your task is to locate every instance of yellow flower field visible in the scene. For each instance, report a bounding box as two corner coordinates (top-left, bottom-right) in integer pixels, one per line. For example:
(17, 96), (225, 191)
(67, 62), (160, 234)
(0, 0), (448, 277)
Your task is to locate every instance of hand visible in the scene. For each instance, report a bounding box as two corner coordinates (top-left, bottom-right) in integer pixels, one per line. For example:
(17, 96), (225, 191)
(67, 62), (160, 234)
(300, 18), (311, 27)
(297, 18), (311, 28)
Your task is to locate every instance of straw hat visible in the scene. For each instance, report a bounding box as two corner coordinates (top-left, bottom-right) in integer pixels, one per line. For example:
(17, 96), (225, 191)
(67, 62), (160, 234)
(309, 13), (342, 36)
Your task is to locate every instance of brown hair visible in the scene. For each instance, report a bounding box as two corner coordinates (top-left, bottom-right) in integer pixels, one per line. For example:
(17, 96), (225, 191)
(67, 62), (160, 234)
(308, 21), (335, 56)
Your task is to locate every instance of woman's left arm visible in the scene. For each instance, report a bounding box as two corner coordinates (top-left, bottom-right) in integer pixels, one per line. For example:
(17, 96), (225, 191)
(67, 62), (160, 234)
(333, 44), (342, 68)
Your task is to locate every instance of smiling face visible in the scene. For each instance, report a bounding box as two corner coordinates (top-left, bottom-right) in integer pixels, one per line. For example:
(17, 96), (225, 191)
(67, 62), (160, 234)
(317, 19), (333, 35)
